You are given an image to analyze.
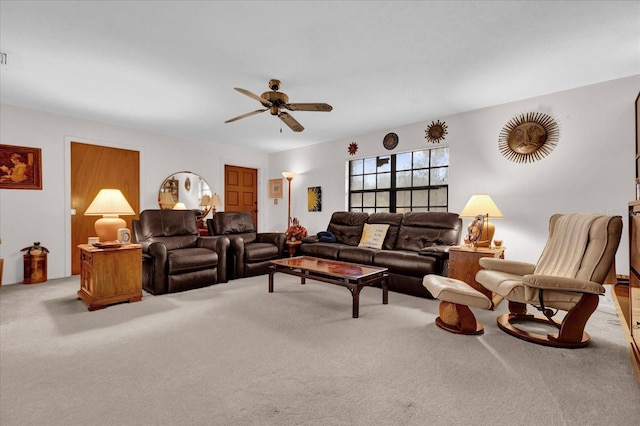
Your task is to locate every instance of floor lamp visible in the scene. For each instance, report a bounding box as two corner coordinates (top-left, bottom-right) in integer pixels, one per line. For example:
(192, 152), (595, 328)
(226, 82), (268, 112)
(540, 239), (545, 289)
(282, 172), (296, 227)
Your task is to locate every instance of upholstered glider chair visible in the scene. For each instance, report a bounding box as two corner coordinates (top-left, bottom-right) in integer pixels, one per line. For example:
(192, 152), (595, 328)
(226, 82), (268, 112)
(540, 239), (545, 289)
(132, 209), (230, 295)
(476, 213), (622, 348)
(207, 211), (286, 279)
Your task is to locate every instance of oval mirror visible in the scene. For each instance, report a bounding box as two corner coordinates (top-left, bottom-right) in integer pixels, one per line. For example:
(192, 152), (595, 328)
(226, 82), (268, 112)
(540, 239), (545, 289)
(158, 171), (216, 224)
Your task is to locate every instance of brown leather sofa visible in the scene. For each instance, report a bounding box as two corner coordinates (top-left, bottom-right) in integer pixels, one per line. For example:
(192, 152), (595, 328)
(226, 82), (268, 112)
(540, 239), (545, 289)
(132, 209), (230, 295)
(207, 211), (286, 279)
(300, 211), (463, 298)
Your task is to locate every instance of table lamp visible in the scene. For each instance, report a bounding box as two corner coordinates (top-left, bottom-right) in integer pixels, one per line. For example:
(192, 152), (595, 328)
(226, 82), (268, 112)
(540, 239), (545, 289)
(210, 193), (223, 213)
(173, 202), (187, 210)
(459, 194), (504, 248)
(84, 189), (135, 242)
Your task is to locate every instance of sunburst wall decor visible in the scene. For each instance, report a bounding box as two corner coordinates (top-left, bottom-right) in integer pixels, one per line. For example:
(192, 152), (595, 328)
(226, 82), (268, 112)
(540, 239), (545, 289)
(348, 142), (358, 155)
(498, 112), (560, 163)
(425, 120), (448, 143)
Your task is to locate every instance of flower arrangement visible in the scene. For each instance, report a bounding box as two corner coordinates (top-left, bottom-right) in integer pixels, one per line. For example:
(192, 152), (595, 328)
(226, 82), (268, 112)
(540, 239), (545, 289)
(285, 217), (308, 242)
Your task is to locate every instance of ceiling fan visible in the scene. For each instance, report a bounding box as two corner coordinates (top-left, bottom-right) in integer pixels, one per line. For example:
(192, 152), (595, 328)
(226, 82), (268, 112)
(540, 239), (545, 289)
(224, 79), (332, 132)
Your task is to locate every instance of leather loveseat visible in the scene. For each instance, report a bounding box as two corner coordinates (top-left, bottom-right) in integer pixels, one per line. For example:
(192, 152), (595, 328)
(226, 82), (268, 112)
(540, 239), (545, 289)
(300, 211), (463, 298)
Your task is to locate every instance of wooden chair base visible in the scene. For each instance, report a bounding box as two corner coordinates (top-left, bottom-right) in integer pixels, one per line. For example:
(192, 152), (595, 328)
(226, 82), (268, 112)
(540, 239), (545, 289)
(435, 301), (484, 335)
(496, 313), (590, 348)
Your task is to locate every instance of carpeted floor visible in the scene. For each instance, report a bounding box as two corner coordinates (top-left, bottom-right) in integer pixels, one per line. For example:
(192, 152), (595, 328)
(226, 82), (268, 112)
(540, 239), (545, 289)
(1, 274), (638, 426)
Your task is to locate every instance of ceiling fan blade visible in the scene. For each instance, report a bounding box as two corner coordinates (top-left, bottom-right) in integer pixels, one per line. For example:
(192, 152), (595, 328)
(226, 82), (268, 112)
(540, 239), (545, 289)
(224, 109), (267, 123)
(234, 87), (272, 107)
(279, 112), (304, 132)
(286, 103), (333, 112)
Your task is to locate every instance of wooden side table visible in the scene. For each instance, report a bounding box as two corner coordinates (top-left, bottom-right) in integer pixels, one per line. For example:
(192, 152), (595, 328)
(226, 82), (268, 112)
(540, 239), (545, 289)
(448, 246), (505, 310)
(77, 244), (143, 311)
(286, 240), (302, 257)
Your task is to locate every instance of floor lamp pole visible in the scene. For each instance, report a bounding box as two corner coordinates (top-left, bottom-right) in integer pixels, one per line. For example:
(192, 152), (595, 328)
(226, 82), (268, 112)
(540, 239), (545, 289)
(282, 172), (296, 227)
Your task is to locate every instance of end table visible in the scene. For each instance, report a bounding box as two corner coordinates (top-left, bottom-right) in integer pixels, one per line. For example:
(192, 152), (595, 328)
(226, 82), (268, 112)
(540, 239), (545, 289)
(77, 244), (142, 311)
(448, 246), (505, 310)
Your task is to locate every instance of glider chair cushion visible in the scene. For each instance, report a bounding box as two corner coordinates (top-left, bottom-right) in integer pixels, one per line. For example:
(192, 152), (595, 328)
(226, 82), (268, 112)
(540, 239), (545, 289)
(133, 209), (230, 295)
(476, 213), (623, 348)
(207, 211), (286, 279)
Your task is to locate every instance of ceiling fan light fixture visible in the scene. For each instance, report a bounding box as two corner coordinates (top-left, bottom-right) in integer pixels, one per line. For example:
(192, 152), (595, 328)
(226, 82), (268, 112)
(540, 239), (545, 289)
(224, 79), (331, 133)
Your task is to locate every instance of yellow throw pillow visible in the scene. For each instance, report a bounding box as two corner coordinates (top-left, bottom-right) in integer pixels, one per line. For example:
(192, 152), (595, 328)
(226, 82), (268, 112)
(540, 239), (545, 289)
(358, 223), (390, 249)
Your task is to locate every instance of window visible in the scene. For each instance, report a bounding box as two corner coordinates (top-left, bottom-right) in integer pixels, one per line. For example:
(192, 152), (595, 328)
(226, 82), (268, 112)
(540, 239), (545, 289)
(349, 147), (449, 213)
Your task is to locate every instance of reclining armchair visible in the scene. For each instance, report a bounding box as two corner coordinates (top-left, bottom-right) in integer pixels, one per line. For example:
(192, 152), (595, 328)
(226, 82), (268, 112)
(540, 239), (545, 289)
(424, 213), (622, 345)
(207, 211), (286, 279)
(132, 209), (230, 295)
(476, 213), (622, 348)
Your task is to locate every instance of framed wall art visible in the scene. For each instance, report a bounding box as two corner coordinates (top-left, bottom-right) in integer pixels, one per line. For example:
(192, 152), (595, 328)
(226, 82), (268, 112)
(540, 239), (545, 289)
(268, 178), (283, 198)
(308, 186), (322, 212)
(0, 144), (42, 190)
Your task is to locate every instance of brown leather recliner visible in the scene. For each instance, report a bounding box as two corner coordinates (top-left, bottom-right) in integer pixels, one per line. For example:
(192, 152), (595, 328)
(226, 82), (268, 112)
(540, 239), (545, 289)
(132, 209), (230, 295)
(207, 211), (286, 279)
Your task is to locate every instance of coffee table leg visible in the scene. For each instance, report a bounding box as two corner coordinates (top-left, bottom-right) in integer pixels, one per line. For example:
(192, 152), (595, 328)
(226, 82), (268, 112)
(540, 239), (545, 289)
(382, 273), (388, 305)
(268, 266), (275, 293)
(351, 285), (363, 318)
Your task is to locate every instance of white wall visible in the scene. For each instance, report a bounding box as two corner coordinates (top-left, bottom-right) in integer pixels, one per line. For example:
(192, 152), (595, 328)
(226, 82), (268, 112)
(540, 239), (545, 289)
(0, 105), (269, 284)
(2, 75), (637, 285)
(269, 76), (639, 274)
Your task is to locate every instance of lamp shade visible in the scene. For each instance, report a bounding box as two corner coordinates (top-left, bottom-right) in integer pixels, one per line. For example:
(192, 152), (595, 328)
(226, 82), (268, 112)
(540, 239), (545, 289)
(281, 171), (296, 181)
(211, 193), (223, 207)
(85, 189), (135, 216)
(460, 194), (503, 248)
(199, 195), (211, 206)
(159, 192), (176, 209)
(459, 194), (504, 218)
(173, 202), (187, 210)
(84, 189), (135, 242)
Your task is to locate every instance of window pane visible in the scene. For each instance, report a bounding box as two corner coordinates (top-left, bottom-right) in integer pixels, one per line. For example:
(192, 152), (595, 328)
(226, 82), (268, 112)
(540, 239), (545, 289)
(351, 193), (362, 207)
(376, 191), (390, 207)
(431, 147), (449, 166)
(411, 207), (430, 212)
(351, 175), (363, 191)
(364, 174), (377, 190)
(397, 190), (411, 206)
(430, 167), (448, 185)
(377, 156), (391, 172)
(350, 159), (364, 175)
(363, 192), (376, 207)
(364, 157), (377, 174)
(412, 189), (428, 206)
(396, 171), (412, 187)
(363, 207), (376, 213)
(429, 187), (448, 206)
(413, 169), (428, 186)
(413, 150), (428, 168)
(429, 206), (447, 212)
(396, 152), (412, 170)
(377, 172), (391, 189)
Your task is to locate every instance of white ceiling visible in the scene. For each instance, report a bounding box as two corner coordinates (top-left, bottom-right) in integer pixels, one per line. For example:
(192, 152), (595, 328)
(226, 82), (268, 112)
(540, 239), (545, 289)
(1, 1), (639, 153)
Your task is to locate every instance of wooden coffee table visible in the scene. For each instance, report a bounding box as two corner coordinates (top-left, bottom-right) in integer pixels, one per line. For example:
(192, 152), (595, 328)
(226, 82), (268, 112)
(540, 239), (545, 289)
(268, 256), (388, 318)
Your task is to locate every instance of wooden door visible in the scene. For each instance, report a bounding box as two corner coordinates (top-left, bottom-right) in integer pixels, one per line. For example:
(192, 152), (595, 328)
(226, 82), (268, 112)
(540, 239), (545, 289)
(224, 165), (258, 227)
(71, 143), (140, 275)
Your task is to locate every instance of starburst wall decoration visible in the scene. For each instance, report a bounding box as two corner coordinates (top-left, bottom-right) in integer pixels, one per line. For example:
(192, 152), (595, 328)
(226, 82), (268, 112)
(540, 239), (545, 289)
(348, 142), (358, 155)
(498, 112), (559, 163)
(425, 120), (448, 143)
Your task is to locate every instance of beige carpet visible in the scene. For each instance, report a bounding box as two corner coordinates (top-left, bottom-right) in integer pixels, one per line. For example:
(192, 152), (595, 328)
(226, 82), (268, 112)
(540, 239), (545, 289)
(1, 274), (638, 426)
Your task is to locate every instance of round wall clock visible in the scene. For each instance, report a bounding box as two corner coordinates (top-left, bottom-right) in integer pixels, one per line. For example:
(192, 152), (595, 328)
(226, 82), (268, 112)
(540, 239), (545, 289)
(383, 133), (399, 150)
(498, 112), (559, 163)
(425, 120), (448, 143)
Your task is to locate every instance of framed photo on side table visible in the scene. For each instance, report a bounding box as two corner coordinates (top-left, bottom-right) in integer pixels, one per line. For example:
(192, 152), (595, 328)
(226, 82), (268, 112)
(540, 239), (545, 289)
(0, 144), (42, 190)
